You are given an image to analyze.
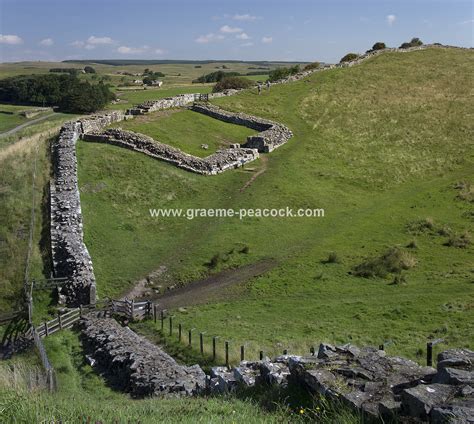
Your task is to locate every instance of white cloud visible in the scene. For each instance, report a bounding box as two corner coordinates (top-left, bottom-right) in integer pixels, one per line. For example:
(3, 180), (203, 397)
(87, 35), (114, 45)
(386, 14), (396, 26)
(195, 33), (225, 43)
(84, 44), (96, 50)
(0, 34), (23, 45)
(39, 38), (54, 46)
(220, 25), (242, 33)
(154, 48), (165, 55)
(233, 14), (258, 22)
(262, 36), (273, 44)
(240, 42), (254, 47)
(117, 45), (148, 54)
(71, 40), (85, 48)
(236, 32), (250, 40)
(459, 19), (474, 25)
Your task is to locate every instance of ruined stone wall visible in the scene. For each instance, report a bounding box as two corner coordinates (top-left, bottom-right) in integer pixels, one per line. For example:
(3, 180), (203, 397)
(80, 314), (206, 396)
(82, 128), (259, 175)
(210, 343), (474, 423)
(127, 90), (240, 115)
(51, 112), (125, 306)
(191, 104), (293, 153)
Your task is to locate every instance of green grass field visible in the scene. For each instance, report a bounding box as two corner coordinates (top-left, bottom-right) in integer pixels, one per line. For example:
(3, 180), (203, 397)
(109, 109), (255, 157)
(76, 47), (474, 361)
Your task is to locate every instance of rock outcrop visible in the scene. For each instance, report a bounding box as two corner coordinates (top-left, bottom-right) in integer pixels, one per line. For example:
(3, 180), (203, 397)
(82, 128), (259, 175)
(191, 103), (293, 152)
(80, 314), (206, 397)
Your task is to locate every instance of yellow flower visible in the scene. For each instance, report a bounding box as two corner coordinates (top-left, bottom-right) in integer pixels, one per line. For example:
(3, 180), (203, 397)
(316, 407), (320, 411)
(299, 408), (305, 414)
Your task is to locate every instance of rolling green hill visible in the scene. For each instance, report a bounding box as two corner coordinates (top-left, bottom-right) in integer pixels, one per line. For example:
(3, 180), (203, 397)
(76, 47), (474, 361)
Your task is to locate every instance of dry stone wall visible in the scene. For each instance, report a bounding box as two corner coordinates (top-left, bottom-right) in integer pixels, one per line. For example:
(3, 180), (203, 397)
(51, 112), (125, 306)
(80, 314), (206, 396)
(191, 104), (293, 153)
(82, 128), (259, 175)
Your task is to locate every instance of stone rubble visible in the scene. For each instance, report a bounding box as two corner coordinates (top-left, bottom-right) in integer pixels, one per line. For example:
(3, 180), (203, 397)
(80, 314), (206, 397)
(191, 103), (293, 153)
(208, 343), (473, 422)
(82, 128), (259, 175)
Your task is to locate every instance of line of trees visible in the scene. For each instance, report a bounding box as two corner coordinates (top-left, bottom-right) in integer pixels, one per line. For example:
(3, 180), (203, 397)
(0, 74), (115, 113)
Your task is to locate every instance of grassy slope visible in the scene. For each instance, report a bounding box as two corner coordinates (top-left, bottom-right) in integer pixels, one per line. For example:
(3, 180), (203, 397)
(0, 134), (52, 313)
(1, 330), (314, 424)
(110, 109), (255, 157)
(78, 48), (474, 361)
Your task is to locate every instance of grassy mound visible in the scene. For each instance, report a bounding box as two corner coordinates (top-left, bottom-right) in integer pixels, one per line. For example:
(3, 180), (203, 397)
(74, 47), (473, 359)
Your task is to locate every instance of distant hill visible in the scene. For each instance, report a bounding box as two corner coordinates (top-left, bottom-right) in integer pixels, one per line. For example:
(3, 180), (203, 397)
(62, 59), (309, 66)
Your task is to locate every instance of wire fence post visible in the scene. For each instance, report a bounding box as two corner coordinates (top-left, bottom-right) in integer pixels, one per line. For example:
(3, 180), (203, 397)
(160, 310), (165, 331)
(225, 341), (229, 368)
(188, 329), (193, 347)
(200, 332), (204, 355)
(169, 316), (173, 336)
(213, 336), (218, 361)
(427, 342), (433, 367)
(153, 304), (157, 323)
(240, 345), (245, 362)
(178, 323), (182, 342)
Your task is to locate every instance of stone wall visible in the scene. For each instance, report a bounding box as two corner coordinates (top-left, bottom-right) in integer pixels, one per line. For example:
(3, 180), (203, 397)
(51, 112), (125, 306)
(82, 128), (259, 175)
(209, 343), (474, 423)
(127, 90), (240, 115)
(191, 104), (293, 153)
(80, 314), (206, 396)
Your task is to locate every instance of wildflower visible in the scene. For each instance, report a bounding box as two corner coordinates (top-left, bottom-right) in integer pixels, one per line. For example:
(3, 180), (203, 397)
(299, 408), (305, 414)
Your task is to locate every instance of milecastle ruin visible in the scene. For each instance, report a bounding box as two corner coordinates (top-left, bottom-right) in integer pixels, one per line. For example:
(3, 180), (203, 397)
(46, 44), (473, 423)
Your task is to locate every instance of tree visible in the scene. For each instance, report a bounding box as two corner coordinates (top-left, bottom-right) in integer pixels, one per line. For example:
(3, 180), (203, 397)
(268, 65), (300, 82)
(212, 77), (252, 92)
(340, 53), (359, 63)
(84, 66), (96, 73)
(372, 42), (386, 51)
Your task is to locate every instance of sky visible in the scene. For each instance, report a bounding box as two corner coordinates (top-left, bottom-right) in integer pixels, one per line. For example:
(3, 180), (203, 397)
(0, 0), (472, 63)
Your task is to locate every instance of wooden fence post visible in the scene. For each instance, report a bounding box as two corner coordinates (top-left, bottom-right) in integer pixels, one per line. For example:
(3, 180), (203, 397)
(199, 332), (204, 355)
(79, 304), (83, 318)
(188, 329), (193, 347)
(44, 321), (49, 337)
(212, 336), (218, 361)
(130, 299), (135, 320)
(160, 310), (165, 331)
(240, 345), (245, 362)
(57, 311), (62, 330)
(225, 341), (229, 368)
(259, 350), (264, 360)
(169, 316), (173, 336)
(153, 304), (157, 324)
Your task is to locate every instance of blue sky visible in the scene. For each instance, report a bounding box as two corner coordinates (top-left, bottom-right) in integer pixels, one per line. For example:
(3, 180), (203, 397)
(0, 0), (472, 63)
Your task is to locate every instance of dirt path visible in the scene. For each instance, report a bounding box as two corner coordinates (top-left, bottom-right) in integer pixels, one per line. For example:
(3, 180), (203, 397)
(151, 259), (277, 310)
(240, 155), (268, 192)
(0, 113), (55, 138)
